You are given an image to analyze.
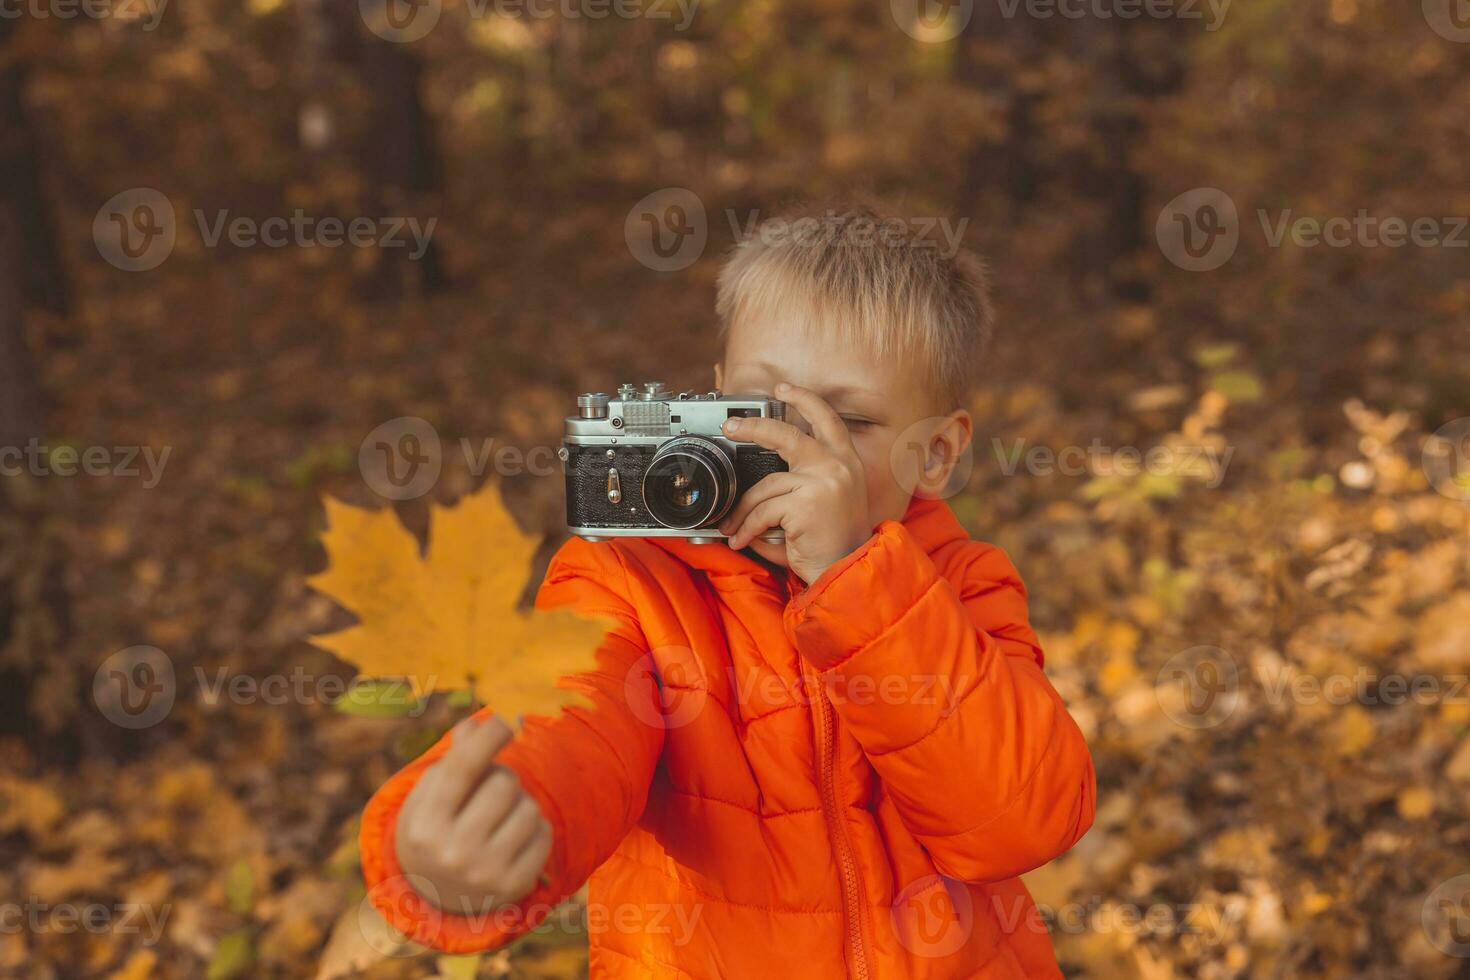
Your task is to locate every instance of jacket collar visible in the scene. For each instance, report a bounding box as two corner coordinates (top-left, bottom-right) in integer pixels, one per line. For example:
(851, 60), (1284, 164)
(645, 495), (969, 585)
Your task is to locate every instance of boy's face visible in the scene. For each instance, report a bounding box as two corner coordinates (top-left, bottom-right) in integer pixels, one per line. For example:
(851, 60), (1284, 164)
(716, 312), (973, 569)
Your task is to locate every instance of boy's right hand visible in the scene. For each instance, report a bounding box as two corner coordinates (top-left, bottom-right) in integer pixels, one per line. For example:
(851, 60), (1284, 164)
(394, 715), (553, 916)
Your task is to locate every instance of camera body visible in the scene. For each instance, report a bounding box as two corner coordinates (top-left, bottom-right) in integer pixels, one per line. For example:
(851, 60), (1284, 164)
(559, 382), (788, 544)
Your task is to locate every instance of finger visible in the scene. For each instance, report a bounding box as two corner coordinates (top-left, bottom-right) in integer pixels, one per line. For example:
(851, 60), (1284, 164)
(396, 769), (438, 842)
(718, 472), (800, 535)
(728, 495), (792, 550)
(504, 821), (553, 893)
(421, 715), (515, 815)
(774, 383), (851, 451)
(721, 415), (819, 467)
(486, 795), (545, 855)
(400, 767), (431, 824)
(452, 766), (522, 836)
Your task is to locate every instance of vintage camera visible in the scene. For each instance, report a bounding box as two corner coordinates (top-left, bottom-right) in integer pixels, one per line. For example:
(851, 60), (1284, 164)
(558, 382), (789, 544)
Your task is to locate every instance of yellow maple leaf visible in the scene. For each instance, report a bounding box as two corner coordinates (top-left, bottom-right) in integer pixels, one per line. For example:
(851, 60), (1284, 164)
(307, 482), (608, 722)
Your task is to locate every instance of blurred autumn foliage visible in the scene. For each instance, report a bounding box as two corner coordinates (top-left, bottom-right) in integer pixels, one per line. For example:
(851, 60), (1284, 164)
(1, 0), (1468, 977)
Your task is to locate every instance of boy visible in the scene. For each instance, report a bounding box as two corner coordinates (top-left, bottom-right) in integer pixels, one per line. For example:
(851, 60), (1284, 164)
(360, 203), (1096, 977)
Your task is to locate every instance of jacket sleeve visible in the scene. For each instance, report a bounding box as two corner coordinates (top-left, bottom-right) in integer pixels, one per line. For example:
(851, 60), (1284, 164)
(359, 539), (664, 954)
(783, 520), (1095, 883)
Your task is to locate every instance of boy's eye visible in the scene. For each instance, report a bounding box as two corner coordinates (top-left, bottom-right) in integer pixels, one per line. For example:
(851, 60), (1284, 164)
(840, 416), (876, 430)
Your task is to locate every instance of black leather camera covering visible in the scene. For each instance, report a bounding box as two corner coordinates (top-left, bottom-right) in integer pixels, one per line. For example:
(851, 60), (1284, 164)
(565, 443), (786, 530)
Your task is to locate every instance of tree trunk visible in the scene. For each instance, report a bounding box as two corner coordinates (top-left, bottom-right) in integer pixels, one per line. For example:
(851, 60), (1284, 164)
(1068, 15), (1191, 302)
(297, 0), (446, 298)
(0, 25), (78, 759)
(355, 34), (446, 295)
(953, 7), (1044, 222)
(0, 29), (65, 316)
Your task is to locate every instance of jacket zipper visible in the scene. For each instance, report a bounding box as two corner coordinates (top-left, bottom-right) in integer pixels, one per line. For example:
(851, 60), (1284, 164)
(805, 656), (871, 980)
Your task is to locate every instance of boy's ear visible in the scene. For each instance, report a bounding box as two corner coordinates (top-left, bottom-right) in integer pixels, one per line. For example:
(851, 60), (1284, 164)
(915, 410), (974, 498)
(713, 362), (724, 390)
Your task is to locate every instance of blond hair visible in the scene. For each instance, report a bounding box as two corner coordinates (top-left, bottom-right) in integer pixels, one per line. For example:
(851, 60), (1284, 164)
(715, 201), (993, 410)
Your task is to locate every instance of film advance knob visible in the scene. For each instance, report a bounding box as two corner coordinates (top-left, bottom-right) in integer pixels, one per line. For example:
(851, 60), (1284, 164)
(578, 392), (611, 418)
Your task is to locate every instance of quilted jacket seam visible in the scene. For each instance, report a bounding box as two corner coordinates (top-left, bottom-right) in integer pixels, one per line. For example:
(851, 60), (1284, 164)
(862, 637), (1002, 759)
(916, 721), (1063, 842)
(544, 544), (659, 847)
(806, 573), (944, 674)
(594, 940), (692, 976)
(661, 786), (863, 820)
(604, 851), (843, 916)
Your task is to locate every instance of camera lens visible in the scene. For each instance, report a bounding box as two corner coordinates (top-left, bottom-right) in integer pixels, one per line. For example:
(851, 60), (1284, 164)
(643, 437), (736, 530)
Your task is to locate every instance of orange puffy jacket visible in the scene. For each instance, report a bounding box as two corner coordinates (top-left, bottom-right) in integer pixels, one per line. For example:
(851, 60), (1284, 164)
(361, 495), (1096, 978)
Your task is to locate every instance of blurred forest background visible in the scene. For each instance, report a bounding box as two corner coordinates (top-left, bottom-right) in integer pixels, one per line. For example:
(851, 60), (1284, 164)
(2, 0), (1469, 976)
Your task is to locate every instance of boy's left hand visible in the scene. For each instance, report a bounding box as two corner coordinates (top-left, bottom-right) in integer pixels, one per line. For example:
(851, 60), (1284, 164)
(718, 382), (872, 584)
